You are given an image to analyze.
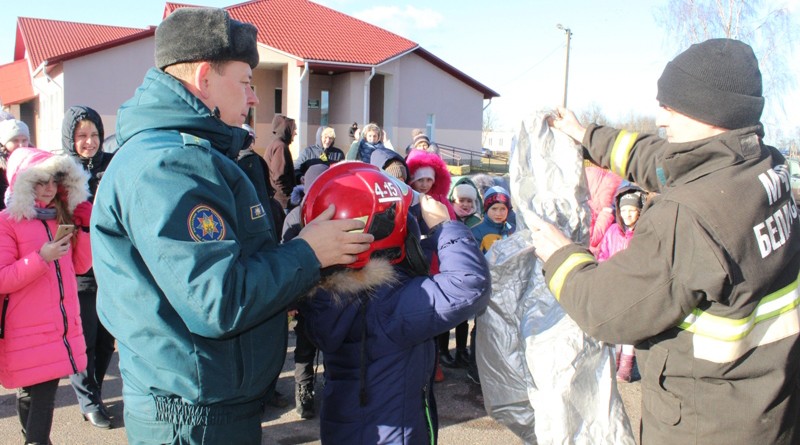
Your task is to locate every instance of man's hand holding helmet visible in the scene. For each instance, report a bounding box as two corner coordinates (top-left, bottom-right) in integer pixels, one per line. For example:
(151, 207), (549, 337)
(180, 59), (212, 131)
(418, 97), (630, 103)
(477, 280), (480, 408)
(298, 205), (374, 268)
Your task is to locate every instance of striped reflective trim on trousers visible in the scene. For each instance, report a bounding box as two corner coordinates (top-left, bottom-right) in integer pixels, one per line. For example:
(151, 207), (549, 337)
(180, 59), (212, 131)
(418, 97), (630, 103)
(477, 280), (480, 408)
(549, 252), (594, 301)
(609, 130), (638, 178)
(679, 277), (800, 363)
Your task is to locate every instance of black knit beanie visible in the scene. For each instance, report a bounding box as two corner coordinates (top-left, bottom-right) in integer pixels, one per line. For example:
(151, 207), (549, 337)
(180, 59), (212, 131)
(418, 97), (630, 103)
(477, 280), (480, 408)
(155, 8), (259, 70)
(619, 192), (642, 210)
(656, 38), (763, 130)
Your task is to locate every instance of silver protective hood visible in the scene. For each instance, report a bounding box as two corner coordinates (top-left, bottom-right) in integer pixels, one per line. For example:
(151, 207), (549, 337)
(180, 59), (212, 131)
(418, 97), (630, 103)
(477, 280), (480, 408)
(476, 113), (635, 444)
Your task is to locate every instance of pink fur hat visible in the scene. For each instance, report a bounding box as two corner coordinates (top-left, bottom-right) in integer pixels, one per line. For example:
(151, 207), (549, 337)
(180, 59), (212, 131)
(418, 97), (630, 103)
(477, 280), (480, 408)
(5, 147), (90, 221)
(405, 150), (451, 197)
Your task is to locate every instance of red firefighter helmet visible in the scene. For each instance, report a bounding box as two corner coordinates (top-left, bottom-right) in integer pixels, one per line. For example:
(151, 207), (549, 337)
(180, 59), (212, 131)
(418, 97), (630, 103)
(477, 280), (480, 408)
(302, 162), (413, 269)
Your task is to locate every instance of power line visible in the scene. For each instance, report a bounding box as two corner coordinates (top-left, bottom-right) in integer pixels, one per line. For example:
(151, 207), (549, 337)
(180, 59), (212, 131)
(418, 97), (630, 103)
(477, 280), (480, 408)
(497, 43), (565, 89)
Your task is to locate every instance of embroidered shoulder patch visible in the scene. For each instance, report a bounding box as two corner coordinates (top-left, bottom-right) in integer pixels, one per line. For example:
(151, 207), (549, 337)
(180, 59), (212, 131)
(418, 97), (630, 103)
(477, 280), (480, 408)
(188, 205), (226, 242)
(250, 203), (265, 220)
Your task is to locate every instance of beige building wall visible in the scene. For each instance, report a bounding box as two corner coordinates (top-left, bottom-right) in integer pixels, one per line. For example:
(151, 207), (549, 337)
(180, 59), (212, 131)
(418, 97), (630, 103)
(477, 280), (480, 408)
(63, 36), (155, 141)
(257, 47), (304, 155)
(28, 37), (154, 151)
(31, 66), (65, 151)
(250, 68), (282, 155)
(22, 42), (488, 159)
(394, 53), (484, 152)
(377, 62), (399, 145)
(329, 71), (364, 151)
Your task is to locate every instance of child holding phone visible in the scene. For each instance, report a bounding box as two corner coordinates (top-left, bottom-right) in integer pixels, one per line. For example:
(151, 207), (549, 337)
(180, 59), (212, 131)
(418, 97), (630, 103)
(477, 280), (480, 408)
(55, 224), (75, 241)
(0, 147), (92, 444)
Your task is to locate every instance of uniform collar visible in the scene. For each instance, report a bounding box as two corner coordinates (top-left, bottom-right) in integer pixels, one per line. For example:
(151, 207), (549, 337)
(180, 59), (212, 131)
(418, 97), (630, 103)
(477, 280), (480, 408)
(661, 126), (763, 187)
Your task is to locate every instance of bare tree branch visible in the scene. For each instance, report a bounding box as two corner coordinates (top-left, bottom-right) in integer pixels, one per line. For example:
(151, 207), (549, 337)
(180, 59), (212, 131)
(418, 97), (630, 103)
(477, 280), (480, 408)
(655, 0), (798, 138)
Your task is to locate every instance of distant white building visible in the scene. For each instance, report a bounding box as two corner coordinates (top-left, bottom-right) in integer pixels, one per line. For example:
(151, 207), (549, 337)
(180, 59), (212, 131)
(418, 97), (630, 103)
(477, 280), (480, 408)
(482, 129), (517, 152)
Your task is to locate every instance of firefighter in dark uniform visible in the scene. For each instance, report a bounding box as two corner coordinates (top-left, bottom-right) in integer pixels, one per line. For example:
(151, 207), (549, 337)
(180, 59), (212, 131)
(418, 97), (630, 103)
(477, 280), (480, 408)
(530, 38), (800, 444)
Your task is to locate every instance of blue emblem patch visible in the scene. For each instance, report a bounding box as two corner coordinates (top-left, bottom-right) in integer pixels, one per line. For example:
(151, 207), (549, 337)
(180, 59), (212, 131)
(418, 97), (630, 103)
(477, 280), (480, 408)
(188, 205), (226, 242)
(250, 203), (265, 220)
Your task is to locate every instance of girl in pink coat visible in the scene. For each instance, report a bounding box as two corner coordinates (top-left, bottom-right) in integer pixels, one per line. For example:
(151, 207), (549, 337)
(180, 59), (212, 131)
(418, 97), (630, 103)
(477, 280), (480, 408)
(405, 149), (456, 382)
(405, 150), (457, 221)
(0, 146), (92, 444)
(596, 183), (644, 382)
(584, 164), (622, 255)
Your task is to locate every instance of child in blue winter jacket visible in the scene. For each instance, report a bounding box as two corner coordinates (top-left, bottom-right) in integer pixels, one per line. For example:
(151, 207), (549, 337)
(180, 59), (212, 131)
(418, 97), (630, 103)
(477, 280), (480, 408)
(467, 185), (515, 384)
(471, 186), (515, 253)
(297, 162), (491, 445)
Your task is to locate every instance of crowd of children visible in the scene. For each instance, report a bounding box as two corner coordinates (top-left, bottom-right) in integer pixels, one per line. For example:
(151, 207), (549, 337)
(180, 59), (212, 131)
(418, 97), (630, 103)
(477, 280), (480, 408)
(2, 20), (788, 444)
(227, 124), (646, 440)
(0, 108), (639, 443)
(234, 120), (647, 442)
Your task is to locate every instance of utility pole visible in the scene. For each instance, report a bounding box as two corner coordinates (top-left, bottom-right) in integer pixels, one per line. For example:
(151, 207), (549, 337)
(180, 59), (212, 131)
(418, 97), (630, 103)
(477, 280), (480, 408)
(556, 24), (573, 108)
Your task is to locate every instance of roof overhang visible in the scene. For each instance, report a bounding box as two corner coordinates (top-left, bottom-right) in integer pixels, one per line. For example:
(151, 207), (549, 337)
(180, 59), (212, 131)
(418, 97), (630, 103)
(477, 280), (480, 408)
(45, 27), (156, 66)
(0, 59), (36, 105)
(413, 47), (499, 100)
(298, 47), (500, 100)
(300, 60), (372, 75)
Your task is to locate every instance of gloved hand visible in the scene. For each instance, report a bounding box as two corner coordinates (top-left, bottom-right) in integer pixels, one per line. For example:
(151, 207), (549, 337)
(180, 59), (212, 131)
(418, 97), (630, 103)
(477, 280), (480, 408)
(57, 185), (70, 205)
(72, 201), (93, 228)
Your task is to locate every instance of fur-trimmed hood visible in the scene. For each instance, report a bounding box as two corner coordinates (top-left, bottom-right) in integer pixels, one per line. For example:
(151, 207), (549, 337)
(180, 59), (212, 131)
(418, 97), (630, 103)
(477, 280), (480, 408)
(305, 258), (399, 305)
(5, 147), (90, 221)
(448, 176), (483, 214)
(405, 150), (451, 197)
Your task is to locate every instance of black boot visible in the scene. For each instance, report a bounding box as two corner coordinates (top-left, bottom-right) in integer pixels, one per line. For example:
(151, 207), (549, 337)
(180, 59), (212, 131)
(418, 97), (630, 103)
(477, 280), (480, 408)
(17, 395), (30, 437)
(295, 384), (315, 419)
(439, 350), (457, 368)
(454, 348), (471, 368)
(83, 410), (112, 429)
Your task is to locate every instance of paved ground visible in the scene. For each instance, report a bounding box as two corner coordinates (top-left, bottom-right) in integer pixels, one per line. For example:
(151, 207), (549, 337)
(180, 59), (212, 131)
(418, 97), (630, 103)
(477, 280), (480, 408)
(0, 323), (642, 444)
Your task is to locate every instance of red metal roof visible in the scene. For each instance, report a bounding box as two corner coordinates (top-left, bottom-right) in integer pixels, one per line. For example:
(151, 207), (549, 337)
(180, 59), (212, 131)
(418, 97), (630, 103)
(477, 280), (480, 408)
(165, 1), (498, 98)
(165, 0), (417, 65)
(15, 17), (150, 69)
(0, 59), (35, 105)
(10, 1), (496, 100)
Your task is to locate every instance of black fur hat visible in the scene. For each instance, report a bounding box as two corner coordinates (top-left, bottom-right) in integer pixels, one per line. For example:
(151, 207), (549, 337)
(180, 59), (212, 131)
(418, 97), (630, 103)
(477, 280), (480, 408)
(155, 7), (259, 70)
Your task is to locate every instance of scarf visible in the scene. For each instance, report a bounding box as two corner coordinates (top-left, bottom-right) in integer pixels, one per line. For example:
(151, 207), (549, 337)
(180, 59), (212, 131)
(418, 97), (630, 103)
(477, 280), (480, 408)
(35, 207), (57, 220)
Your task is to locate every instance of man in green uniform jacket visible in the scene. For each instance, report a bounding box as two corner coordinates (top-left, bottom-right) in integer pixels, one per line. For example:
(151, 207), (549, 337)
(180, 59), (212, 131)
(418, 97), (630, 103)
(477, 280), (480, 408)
(91, 8), (373, 444)
(531, 39), (800, 444)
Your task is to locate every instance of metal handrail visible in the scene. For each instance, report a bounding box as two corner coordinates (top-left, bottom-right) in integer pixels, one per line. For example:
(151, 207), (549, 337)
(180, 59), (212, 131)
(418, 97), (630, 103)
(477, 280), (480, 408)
(435, 143), (509, 173)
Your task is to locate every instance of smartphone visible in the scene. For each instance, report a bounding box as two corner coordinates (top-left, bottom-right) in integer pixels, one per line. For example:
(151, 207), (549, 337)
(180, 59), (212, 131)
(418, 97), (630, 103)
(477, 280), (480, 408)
(54, 224), (75, 241)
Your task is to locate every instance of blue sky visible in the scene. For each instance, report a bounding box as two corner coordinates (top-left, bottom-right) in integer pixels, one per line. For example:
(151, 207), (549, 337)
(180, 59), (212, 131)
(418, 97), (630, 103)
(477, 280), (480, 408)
(2, 0), (798, 138)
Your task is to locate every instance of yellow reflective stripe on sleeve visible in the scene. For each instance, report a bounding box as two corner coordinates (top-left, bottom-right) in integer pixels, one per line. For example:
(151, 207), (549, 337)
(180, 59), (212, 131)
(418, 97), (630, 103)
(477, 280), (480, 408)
(679, 276), (800, 363)
(609, 130), (638, 177)
(549, 253), (594, 301)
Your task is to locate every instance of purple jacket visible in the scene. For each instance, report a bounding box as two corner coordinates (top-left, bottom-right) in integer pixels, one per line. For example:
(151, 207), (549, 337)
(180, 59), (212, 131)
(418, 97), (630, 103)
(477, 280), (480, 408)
(299, 222), (490, 444)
